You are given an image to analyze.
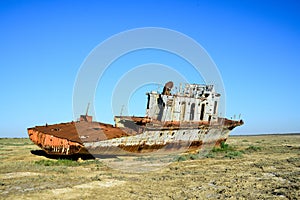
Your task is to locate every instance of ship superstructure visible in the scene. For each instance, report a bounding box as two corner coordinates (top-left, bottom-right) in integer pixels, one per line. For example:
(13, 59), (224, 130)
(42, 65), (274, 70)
(146, 82), (220, 122)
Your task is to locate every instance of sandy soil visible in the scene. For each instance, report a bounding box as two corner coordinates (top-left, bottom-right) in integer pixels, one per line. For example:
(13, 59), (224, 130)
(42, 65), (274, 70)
(0, 135), (299, 199)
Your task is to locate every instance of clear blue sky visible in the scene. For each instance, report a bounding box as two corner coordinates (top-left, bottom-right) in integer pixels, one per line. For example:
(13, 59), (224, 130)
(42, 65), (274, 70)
(0, 0), (299, 137)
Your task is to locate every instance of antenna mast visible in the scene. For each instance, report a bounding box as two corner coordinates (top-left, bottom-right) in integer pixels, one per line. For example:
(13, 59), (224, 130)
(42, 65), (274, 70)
(86, 103), (90, 116)
(120, 105), (125, 116)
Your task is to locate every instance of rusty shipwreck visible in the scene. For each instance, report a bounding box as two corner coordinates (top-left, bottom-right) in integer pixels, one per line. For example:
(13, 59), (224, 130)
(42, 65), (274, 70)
(28, 82), (243, 156)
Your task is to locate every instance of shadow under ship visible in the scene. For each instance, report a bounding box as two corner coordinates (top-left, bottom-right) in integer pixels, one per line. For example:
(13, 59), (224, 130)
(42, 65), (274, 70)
(28, 81), (243, 156)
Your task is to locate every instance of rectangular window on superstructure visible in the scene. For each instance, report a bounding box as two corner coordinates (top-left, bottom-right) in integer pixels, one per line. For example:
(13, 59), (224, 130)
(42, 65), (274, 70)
(213, 101), (218, 114)
(200, 104), (205, 121)
(147, 94), (150, 109)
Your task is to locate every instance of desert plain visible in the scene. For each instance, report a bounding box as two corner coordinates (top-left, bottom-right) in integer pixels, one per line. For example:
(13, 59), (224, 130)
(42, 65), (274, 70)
(0, 134), (299, 199)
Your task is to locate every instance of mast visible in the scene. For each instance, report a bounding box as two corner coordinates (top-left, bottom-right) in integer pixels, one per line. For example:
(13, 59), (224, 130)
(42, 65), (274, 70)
(86, 103), (90, 116)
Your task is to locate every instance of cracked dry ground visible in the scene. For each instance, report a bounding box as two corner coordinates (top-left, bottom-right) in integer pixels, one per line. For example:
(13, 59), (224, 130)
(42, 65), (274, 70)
(0, 135), (299, 200)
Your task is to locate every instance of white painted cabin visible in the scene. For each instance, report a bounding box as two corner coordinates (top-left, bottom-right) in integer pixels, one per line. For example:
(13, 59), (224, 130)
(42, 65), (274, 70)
(146, 83), (220, 122)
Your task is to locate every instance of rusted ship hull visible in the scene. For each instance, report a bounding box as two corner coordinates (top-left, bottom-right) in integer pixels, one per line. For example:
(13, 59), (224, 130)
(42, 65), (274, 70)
(28, 118), (243, 156)
(28, 81), (244, 156)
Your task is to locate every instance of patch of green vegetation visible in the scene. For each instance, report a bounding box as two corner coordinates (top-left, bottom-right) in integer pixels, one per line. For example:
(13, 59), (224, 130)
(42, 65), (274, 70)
(0, 155), (8, 159)
(34, 159), (100, 167)
(225, 151), (243, 159)
(175, 151), (213, 161)
(212, 141), (235, 153)
(35, 159), (80, 166)
(134, 156), (155, 161)
(242, 139), (248, 142)
(207, 141), (244, 159)
(174, 142), (244, 162)
(174, 155), (189, 162)
(204, 152), (215, 158)
(246, 145), (262, 152)
(173, 154), (200, 161)
(189, 154), (199, 160)
(0, 148), (13, 152)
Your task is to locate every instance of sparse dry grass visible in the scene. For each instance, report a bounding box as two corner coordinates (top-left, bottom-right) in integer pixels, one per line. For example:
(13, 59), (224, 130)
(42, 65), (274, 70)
(0, 135), (299, 199)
